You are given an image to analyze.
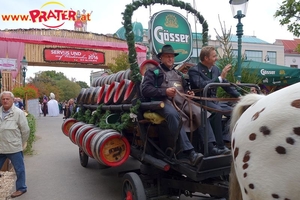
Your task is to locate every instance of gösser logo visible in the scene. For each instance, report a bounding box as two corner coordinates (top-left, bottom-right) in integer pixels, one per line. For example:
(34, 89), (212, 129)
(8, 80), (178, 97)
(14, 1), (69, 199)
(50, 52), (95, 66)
(150, 10), (193, 64)
(28, 1), (90, 28)
(260, 69), (276, 75)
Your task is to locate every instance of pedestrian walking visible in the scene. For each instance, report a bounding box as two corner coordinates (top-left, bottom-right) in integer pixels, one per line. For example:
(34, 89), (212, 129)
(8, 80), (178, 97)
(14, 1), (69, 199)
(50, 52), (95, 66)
(0, 91), (30, 198)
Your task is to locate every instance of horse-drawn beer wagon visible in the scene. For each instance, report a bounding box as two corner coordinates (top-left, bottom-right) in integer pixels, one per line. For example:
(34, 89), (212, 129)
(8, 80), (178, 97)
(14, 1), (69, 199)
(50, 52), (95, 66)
(60, 2), (263, 199)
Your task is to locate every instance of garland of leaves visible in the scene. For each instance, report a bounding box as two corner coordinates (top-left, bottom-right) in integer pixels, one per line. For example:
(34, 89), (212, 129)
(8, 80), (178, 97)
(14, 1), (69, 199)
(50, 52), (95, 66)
(98, 100), (141, 131)
(73, 101), (141, 132)
(123, 0), (208, 83)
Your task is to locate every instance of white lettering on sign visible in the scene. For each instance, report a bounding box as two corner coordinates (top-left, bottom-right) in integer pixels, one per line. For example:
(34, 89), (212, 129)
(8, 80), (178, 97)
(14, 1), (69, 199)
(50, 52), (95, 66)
(49, 50), (98, 60)
(154, 26), (189, 44)
(260, 69), (276, 75)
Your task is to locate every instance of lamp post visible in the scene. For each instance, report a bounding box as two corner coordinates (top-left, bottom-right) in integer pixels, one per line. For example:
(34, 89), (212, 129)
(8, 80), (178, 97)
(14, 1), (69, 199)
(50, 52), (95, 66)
(229, 0), (249, 82)
(20, 56), (28, 110)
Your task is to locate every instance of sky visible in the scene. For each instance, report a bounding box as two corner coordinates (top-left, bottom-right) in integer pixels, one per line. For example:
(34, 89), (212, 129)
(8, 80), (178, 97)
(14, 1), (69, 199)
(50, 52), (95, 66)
(0, 0), (296, 85)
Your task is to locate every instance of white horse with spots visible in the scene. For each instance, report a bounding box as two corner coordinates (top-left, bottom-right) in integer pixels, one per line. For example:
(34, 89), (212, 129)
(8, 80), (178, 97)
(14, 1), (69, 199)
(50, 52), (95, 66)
(229, 82), (300, 200)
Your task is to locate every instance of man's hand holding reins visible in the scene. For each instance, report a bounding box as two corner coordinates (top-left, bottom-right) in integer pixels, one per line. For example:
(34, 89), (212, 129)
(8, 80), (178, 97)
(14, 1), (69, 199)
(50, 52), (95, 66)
(166, 87), (176, 97)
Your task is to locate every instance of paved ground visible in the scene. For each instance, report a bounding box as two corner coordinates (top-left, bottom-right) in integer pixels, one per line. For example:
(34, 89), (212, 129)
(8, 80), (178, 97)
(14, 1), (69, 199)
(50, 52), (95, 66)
(4, 114), (227, 200)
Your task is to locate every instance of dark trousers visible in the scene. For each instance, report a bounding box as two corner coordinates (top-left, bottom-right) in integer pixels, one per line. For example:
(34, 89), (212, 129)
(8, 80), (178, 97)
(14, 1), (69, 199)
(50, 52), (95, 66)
(43, 102), (47, 116)
(155, 103), (193, 151)
(207, 101), (233, 148)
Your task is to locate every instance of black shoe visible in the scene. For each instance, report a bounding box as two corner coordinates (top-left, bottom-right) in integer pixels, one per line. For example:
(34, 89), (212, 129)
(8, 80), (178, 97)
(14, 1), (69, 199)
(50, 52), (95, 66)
(188, 150), (203, 166)
(210, 146), (231, 156)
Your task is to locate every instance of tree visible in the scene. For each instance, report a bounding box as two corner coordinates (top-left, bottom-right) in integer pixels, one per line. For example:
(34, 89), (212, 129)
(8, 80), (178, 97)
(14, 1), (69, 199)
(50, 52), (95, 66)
(76, 81), (89, 88)
(28, 70), (81, 102)
(274, 0), (300, 37)
(57, 79), (81, 101)
(12, 84), (38, 100)
(107, 52), (130, 73)
(214, 16), (262, 97)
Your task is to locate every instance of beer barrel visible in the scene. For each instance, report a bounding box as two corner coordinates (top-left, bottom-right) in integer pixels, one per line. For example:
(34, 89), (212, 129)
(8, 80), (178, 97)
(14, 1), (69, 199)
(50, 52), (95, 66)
(91, 129), (130, 167)
(99, 75), (109, 87)
(68, 122), (86, 144)
(81, 88), (90, 105)
(107, 74), (116, 85)
(95, 77), (102, 87)
(75, 124), (95, 148)
(104, 82), (119, 105)
(114, 79), (130, 104)
(61, 118), (78, 137)
(86, 87), (97, 105)
(97, 84), (109, 104)
(82, 128), (101, 158)
(76, 88), (86, 104)
(139, 59), (159, 76)
(123, 81), (137, 103)
(91, 77), (99, 87)
(116, 70), (125, 82)
(91, 86), (100, 105)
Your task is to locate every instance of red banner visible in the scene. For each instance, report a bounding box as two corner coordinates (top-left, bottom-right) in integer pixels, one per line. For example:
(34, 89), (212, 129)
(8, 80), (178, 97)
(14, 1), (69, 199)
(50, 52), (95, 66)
(43, 48), (105, 64)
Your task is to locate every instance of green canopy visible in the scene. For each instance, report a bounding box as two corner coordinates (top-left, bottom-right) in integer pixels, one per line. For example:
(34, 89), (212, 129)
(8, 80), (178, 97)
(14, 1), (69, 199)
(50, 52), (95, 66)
(242, 60), (300, 85)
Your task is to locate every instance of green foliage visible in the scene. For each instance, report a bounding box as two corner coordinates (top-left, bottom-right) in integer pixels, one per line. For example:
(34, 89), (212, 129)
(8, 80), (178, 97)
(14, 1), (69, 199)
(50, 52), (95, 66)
(274, 0), (300, 37)
(56, 79), (81, 101)
(76, 81), (89, 88)
(12, 85), (38, 99)
(214, 17), (262, 97)
(107, 52), (130, 73)
(42, 70), (68, 81)
(74, 101), (141, 132)
(24, 113), (36, 155)
(28, 71), (83, 101)
(123, 0), (208, 83)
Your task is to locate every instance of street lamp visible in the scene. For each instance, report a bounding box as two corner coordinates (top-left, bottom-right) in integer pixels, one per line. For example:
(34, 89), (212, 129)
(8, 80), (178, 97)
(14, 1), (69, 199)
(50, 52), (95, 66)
(20, 56), (28, 110)
(229, 0), (249, 82)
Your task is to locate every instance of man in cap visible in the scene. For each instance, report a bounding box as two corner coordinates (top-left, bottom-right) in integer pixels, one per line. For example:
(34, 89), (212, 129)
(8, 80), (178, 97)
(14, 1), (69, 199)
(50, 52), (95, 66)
(142, 44), (228, 166)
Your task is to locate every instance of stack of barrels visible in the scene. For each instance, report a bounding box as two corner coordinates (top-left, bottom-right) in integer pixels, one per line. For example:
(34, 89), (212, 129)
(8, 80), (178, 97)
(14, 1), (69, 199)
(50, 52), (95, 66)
(76, 69), (137, 105)
(61, 118), (130, 167)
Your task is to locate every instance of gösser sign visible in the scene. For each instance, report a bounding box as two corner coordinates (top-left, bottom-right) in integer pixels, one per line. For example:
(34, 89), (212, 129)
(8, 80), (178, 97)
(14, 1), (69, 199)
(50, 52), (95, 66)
(150, 10), (193, 64)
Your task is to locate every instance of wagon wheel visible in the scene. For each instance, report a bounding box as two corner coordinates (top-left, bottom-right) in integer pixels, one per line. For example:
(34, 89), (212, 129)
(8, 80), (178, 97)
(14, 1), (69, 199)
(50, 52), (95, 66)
(122, 172), (146, 200)
(79, 148), (88, 167)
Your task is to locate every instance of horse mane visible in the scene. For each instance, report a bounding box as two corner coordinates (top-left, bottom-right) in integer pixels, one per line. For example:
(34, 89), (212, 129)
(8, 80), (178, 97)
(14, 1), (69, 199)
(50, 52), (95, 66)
(229, 93), (265, 200)
(230, 93), (265, 134)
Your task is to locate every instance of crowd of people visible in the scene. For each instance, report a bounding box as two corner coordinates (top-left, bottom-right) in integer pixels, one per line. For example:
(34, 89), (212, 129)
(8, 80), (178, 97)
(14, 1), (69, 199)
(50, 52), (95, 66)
(39, 93), (76, 119)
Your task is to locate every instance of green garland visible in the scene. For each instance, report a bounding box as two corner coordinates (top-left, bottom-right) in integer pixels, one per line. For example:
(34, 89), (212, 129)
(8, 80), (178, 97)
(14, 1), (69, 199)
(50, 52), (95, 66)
(123, 0), (208, 83)
(73, 101), (141, 132)
(98, 100), (141, 131)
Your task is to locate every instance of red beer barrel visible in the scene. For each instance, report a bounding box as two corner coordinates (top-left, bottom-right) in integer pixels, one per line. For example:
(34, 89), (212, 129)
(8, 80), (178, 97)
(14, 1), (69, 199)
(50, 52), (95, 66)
(104, 82), (119, 105)
(97, 84), (109, 104)
(82, 128), (100, 158)
(75, 124), (95, 148)
(61, 118), (78, 137)
(68, 122), (85, 144)
(114, 79), (130, 104)
(91, 129), (130, 167)
(139, 59), (159, 76)
(123, 81), (137, 103)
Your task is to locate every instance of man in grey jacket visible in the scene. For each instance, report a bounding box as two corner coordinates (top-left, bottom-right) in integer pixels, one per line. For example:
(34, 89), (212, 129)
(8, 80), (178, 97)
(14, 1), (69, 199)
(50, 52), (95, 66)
(0, 91), (30, 198)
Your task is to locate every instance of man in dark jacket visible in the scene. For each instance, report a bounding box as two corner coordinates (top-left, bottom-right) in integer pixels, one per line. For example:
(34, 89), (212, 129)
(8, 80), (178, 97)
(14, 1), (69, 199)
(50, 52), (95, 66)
(189, 46), (240, 151)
